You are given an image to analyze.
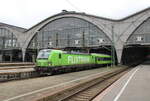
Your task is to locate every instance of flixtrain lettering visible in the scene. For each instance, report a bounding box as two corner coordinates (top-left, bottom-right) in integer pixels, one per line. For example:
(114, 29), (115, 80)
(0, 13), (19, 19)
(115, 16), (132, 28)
(68, 56), (90, 64)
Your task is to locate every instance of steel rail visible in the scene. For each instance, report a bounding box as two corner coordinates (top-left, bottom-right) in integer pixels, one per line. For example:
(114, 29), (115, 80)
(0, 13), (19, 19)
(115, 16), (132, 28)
(36, 67), (130, 101)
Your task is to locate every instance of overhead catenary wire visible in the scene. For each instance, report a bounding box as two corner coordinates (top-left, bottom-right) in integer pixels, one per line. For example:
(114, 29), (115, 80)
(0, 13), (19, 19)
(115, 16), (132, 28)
(65, 0), (82, 12)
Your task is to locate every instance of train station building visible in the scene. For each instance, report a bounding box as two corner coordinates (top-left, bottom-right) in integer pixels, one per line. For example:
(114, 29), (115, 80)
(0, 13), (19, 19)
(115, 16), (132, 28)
(0, 8), (150, 64)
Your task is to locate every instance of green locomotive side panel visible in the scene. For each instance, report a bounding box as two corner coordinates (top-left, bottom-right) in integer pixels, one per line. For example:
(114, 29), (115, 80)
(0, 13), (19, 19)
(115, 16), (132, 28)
(36, 59), (49, 67)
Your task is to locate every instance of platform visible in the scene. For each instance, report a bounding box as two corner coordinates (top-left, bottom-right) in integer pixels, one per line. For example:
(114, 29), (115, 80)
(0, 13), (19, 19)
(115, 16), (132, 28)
(0, 67), (120, 101)
(93, 65), (150, 101)
(0, 68), (34, 74)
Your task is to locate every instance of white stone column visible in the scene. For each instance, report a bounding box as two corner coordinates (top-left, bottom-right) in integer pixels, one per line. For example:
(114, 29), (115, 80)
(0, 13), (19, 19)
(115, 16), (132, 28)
(115, 41), (124, 64)
(22, 48), (26, 62)
(0, 54), (2, 62)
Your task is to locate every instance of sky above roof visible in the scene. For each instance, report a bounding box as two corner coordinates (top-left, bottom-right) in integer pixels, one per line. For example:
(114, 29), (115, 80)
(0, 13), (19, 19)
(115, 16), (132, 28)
(0, 0), (150, 28)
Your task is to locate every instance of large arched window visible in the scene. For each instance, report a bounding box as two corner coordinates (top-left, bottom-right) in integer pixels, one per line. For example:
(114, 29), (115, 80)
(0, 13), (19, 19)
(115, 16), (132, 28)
(28, 17), (111, 49)
(126, 18), (150, 44)
(0, 28), (20, 49)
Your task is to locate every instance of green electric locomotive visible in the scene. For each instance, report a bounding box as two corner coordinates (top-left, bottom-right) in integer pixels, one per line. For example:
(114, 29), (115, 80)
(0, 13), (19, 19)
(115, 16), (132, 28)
(35, 49), (112, 75)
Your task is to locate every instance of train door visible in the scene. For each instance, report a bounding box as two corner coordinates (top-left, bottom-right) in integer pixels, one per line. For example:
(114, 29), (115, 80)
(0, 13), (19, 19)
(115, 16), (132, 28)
(58, 53), (62, 66)
(95, 57), (97, 64)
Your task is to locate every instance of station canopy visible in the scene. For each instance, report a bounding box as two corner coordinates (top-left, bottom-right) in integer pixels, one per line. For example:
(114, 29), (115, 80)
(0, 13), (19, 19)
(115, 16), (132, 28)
(28, 17), (111, 49)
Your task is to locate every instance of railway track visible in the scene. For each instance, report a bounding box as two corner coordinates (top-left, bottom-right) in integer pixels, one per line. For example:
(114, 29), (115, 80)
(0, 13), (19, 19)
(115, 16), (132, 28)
(0, 65), (34, 70)
(61, 68), (130, 101)
(0, 62), (34, 66)
(0, 62), (37, 82)
(0, 62), (34, 70)
(36, 67), (130, 101)
(0, 70), (37, 82)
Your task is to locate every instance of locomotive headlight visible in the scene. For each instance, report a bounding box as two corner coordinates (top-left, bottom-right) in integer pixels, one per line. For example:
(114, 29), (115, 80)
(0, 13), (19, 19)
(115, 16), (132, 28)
(48, 62), (51, 66)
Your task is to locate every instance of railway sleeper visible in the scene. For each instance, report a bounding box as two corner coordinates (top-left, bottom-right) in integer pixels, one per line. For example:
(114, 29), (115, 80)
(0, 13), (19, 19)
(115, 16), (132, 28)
(36, 68), (129, 101)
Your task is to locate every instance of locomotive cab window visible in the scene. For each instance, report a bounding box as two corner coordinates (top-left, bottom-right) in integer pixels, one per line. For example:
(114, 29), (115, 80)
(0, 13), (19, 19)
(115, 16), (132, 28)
(37, 49), (51, 59)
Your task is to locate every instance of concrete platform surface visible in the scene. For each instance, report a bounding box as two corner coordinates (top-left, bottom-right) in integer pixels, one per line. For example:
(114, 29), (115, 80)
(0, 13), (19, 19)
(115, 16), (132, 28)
(93, 65), (150, 101)
(0, 67), (120, 101)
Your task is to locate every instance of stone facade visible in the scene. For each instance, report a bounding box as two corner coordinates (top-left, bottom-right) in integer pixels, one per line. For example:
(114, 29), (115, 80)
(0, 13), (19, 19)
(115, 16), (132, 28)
(1, 8), (150, 63)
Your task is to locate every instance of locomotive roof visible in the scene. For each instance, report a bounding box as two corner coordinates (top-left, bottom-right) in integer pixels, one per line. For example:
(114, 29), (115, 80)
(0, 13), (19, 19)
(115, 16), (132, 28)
(91, 53), (111, 57)
(40, 49), (111, 57)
